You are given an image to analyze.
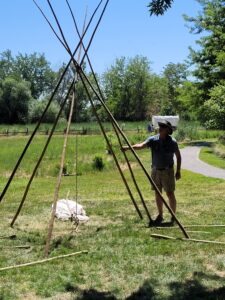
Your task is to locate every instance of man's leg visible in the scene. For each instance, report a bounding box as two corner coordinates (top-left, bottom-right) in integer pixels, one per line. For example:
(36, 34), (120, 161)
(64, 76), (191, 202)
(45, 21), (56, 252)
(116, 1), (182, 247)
(166, 191), (177, 215)
(163, 168), (176, 219)
(155, 192), (164, 217)
(151, 169), (164, 225)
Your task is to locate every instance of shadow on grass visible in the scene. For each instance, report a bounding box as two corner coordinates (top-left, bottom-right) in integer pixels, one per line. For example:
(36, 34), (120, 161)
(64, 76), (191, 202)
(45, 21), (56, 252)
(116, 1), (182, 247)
(69, 272), (225, 300)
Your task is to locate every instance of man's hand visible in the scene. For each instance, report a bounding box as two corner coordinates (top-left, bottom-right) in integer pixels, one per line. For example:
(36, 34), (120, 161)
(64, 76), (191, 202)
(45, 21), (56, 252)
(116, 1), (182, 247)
(175, 170), (181, 180)
(121, 146), (129, 152)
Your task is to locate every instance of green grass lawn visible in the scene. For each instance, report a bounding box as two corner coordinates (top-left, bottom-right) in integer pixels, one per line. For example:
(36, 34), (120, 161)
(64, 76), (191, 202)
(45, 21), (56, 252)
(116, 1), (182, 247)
(200, 145), (225, 170)
(0, 135), (225, 299)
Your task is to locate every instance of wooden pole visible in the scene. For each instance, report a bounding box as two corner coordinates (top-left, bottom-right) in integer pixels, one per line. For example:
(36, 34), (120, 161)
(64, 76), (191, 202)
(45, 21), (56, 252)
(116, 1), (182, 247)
(45, 0), (143, 222)
(49, 24), (189, 237)
(44, 89), (75, 257)
(0, 250), (88, 272)
(10, 80), (75, 227)
(10, 0), (108, 227)
(44, 17), (85, 257)
(0, 1), (103, 204)
(66, 5), (152, 223)
(184, 225), (225, 228)
(38, 0), (189, 239)
(156, 225), (225, 229)
(151, 233), (225, 245)
(78, 72), (189, 238)
(113, 125), (153, 222)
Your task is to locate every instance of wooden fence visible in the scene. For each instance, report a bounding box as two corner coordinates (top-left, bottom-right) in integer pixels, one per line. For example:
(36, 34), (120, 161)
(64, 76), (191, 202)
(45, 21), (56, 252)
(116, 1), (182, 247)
(0, 127), (146, 137)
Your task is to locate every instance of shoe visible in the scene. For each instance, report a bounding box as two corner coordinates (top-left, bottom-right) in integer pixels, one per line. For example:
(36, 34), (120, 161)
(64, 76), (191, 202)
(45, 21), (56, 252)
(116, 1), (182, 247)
(148, 219), (155, 227)
(170, 216), (176, 226)
(153, 215), (164, 226)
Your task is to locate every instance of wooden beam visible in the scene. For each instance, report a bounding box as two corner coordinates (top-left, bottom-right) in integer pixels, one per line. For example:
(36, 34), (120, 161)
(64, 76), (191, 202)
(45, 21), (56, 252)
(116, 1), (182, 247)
(151, 234), (225, 245)
(0, 250), (88, 272)
(155, 224), (225, 229)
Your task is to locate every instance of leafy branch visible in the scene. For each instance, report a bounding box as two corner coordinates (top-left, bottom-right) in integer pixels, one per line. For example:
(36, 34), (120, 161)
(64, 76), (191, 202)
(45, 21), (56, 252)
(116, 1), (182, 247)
(148, 0), (174, 16)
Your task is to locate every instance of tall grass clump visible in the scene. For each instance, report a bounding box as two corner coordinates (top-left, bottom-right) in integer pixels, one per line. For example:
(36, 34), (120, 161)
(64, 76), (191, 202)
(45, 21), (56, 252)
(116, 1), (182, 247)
(174, 121), (223, 142)
(92, 156), (105, 171)
(174, 123), (199, 141)
(213, 134), (225, 159)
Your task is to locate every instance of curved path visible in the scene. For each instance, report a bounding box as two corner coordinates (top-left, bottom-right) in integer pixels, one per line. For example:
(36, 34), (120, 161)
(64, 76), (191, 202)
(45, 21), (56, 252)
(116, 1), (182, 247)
(180, 146), (225, 180)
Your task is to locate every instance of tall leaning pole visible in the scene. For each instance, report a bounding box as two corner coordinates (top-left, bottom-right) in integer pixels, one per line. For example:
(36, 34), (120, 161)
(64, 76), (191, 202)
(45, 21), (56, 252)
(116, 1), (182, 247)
(37, 0), (189, 239)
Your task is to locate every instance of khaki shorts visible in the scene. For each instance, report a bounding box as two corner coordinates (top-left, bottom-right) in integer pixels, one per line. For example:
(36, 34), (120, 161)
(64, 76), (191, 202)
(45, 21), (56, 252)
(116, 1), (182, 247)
(151, 167), (175, 193)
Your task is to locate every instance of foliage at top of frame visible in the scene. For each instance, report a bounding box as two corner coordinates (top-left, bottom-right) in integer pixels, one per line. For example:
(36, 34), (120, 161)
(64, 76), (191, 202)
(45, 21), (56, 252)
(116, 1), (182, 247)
(148, 0), (174, 16)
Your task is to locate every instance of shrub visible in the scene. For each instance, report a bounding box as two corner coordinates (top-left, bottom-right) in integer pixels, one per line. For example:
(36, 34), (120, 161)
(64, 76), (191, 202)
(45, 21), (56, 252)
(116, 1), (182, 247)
(174, 128), (186, 141)
(92, 156), (105, 171)
(202, 83), (225, 129)
(218, 135), (225, 146)
(29, 99), (64, 123)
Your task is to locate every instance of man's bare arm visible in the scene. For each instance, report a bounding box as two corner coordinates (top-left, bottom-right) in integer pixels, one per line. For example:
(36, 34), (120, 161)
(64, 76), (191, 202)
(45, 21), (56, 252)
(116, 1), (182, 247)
(175, 149), (181, 180)
(122, 142), (147, 152)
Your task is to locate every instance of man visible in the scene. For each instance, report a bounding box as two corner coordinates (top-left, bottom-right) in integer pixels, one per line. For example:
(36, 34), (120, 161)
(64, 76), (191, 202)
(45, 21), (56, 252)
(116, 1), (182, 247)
(122, 120), (181, 226)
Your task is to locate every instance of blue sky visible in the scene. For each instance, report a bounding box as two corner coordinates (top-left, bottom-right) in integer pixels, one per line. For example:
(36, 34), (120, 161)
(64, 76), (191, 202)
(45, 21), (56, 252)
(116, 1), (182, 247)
(0, 0), (202, 75)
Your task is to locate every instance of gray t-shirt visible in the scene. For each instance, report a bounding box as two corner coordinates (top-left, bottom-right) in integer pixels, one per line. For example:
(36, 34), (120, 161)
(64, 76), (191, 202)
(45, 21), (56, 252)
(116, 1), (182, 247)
(145, 134), (178, 169)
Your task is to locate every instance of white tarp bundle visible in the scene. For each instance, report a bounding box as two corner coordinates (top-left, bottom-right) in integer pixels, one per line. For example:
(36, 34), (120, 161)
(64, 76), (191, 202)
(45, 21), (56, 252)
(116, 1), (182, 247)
(152, 115), (179, 129)
(54, 199), (89, 222)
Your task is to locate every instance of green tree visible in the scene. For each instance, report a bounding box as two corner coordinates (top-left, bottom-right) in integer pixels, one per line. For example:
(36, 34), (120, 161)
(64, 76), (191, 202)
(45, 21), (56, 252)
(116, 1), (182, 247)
(102, 57), (127, 120)
(0, 50), (14, 80)
(0, 77), (32, 124)
(201, 82), (225, 129)
(162, 62), (189, 115)
(55, 62), (92, 122)
(124, 56), (152, 120)
(55, 64), (75, 105)
(13, 52), (56, 99)
(64, 79), (90, 122)
(147, 75), (169, 117)
(176, 81), (201, 120)
(185, 0), (225, 102)
(0, 50), (56, 99)
(102, 56), (156, 121)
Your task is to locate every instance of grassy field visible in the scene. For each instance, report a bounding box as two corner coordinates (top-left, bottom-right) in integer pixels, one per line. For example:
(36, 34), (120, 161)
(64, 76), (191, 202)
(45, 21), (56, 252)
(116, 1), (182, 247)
(0, 121), (223, 142)
(0, 134), (225, 299)
(200, 144), (225, 170)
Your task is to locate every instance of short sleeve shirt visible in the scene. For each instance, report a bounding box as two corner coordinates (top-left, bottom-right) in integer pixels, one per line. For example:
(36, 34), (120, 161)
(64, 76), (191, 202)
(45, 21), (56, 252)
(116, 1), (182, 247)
(145, 134), (179, 169)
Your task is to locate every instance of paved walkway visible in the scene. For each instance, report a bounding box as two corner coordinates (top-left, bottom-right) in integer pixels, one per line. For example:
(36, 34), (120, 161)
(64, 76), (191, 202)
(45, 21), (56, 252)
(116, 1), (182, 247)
(180, 146), (225, 180)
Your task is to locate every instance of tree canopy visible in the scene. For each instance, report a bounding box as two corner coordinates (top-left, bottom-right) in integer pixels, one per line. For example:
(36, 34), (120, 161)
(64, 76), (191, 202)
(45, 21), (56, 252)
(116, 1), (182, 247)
(0, 77), (32, 124)
(148, 0), (174, 16)
(184, 0), (225, 127)
(0, 50), (56, 98)
(1, 0), (225, 130)
(101, 56), (170, 121)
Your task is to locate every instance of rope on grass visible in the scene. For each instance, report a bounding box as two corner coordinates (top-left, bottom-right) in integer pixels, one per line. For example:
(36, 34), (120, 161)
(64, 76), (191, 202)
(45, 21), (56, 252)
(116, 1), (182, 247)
(151, 234), (225, 245)
(0, 250), (88, 272)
